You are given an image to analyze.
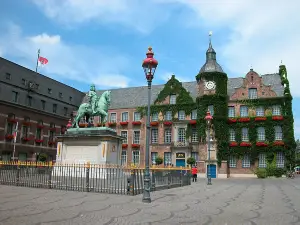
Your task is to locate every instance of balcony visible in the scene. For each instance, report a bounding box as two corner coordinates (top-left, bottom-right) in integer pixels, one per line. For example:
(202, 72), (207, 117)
(171, 141), (189, 148)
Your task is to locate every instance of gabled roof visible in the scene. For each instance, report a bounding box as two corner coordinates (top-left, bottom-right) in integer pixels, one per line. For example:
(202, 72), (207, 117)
(82, 73), (284, 109)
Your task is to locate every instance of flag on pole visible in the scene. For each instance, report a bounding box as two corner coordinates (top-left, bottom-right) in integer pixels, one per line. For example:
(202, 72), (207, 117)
(13, 122), (18, 143)
(38, 56), (49, 67)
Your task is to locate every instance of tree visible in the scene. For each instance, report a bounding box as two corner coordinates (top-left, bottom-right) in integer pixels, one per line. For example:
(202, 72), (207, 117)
(187, 157), (196, 166)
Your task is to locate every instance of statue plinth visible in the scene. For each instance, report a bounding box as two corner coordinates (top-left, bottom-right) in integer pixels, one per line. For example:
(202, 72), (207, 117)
(54, 127), (125, 178)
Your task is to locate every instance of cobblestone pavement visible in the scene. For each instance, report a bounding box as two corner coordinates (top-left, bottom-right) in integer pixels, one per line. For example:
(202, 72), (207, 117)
(0, 178), (299, 225)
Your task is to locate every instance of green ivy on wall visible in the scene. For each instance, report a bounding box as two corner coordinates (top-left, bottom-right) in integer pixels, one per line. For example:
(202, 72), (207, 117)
(137, 75), (196, 118)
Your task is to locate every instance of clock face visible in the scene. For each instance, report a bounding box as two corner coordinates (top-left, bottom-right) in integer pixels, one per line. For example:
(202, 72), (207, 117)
(205, 81), (216, 90)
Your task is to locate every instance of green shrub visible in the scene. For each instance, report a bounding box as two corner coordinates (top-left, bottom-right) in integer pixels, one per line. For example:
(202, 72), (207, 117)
(273, 168), (285, 178)
(187, 157), (196, 166)
(155, 156), (163, 165)
(254, 168), (267, 178)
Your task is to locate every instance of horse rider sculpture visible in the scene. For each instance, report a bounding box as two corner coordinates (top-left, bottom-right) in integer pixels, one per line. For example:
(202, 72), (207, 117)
(87, 84), (98, 114)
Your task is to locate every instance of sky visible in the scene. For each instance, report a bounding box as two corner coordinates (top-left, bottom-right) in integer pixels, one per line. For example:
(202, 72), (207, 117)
(0, 0), (299, 139)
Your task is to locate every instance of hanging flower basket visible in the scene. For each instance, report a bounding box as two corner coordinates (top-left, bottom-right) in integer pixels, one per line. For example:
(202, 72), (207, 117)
(7, 118), (17, 123)
(122, 144), (128, 148)
(21, 137), (30, 142)
(189, 120), (197, 125)
(164, 121), (173, 126)
(5, 134), (14, 140)
(108, 122), (116, 126)
(79, 123), (87, 128)
(37, 124), (44, 129)
(238, 117), (250, 123)
(273, 141), (284, 146)
(132, 144), (140, 148)
(48, 141), (56, 145)
(255, 117), (267, 121)
(120, 121), (128, 125)
(150, 121), (159, 126)
(240, 142), (252, 147)
(132, 121), (141, 125)
(22, 121), (31, 126)
(35, 139), (44, 143)
(228, 118), (237, 123)
(272, 116), (283, 121)
(229, 142), (238, 147)
(49, 127), (56, 131)
(256, 142), (268, 147)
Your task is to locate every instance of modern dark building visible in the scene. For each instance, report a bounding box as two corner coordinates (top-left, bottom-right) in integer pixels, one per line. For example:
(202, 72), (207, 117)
(0, 57), (85, 161)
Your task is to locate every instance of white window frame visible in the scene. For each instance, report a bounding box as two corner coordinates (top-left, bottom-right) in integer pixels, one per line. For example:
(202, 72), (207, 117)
(152, 113), (158, 121)
(256, 106), (264, 116)
(110, 113), (117, 123)
(165, 111), (172, 121)
(132, 150), (140, 165)
(272, 105), (281, 116)
(133, 130), (140, 144)
(276, 152), (285, 168)
(170, 95), (176, 104)
(242, 154), (251, 168)
(208, 105), (214, 116)
(121, 112), (128, 122)
(228, 106), (235, 118)
(249, 88), (258, 99)
(164, 128), (172, 143)
(121, 151), (127, 165)
(191, 110), (197, 120)
(151, 128), (158, 144)
(191, 152), (198, 162)
(178, 128), (186, 143)
(164, 152), (172, 166)
(258, 153), (266, 168)
(257, 127), (265, 141)
(121, 130), (128, 144)
(133, 112), (141, 121)
(241, 128), (249, 142)
(240, 106), (248, 117)
(229, 129), (235, 142)
(229, 155), (237, 168)
(192, 128), (198, 142)
(178, 110), (185, 120)
(151, 152), (158, 164)
(274, 126), (283, 140)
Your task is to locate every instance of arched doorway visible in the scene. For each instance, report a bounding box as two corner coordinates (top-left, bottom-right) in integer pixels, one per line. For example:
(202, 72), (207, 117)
(207, 164), (217, 178)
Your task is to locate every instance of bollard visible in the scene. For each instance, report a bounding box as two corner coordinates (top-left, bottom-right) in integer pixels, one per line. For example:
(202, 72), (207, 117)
(85, 162), (90, 192)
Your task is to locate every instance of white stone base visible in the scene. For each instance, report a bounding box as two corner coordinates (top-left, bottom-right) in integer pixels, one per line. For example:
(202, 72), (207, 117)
(229, 174), (256, 178)
(217, 174), (228, 178)
(52, 166), (114, 179)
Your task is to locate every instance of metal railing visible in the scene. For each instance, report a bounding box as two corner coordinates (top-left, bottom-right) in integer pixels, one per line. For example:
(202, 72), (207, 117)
(0, 161), (191, 195)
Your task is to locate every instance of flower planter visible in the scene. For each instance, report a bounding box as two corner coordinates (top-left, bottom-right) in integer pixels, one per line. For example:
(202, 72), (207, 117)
(273, 141), (284, 146)
(35, 139), (44, 143)
(272, 116), (283, 121)
(97, 123), (104, 127)
(229, 142), (238, 147)
(132, 144), (140, 148)
(21, 137), (30, 142)
(164, 121), (173, 126)
(37, 125), (44, 129)
(48, 141), (56, 145)
(132, 121), (141, 125)
(79, 123), (87, 128)
(228, 118), (237, 123)
(122, 144), (128, 148)
(150, 121), (159, 126)
(108, 122), (116, 126)
(5, 134), (14, 140)
(120, 121), (128, 126)
(240, 142), (252, 147)
(49, 127), (56, 131)
(7, 118), (17, 123)
(22, 122), (31, 126)
(189, 120), (197, 125)
(256, 142), (268, 147)
(238, 117), (250, 123)
(255, 117), (267, 121)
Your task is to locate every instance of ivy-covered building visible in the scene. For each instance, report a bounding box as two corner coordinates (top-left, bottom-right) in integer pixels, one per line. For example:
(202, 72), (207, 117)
(86, 39), (295, 178)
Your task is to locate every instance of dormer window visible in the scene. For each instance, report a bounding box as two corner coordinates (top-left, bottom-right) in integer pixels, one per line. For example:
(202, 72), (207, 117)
(170, 95), (176, 104)
(59, 92), (63, 98)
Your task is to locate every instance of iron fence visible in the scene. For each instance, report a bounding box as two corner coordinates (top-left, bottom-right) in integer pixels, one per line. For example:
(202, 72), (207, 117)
(0, 161), (191, 195)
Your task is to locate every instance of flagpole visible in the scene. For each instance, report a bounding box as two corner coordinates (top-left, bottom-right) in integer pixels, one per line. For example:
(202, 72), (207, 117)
(35, 49), (40, 73)
(12, 122), (18, 161)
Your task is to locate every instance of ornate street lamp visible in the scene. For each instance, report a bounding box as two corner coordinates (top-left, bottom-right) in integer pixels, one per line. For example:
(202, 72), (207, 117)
(142, 47), (158, 203)
(205, 111), (213, 185)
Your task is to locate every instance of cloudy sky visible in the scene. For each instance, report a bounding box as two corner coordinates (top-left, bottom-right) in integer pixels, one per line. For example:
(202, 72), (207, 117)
(0, 0), (299, 139)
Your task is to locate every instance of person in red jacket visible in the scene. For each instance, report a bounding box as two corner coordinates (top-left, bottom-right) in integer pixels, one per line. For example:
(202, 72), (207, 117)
(191, 166), (198, 182)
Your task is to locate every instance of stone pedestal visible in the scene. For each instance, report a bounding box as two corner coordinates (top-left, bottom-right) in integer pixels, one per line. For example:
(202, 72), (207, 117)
(54, 127), (124, 178)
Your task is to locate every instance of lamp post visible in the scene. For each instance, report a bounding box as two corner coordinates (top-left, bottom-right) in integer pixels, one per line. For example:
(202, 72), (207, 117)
(205, 111), (213, 185)
(142, 47), (158, 203)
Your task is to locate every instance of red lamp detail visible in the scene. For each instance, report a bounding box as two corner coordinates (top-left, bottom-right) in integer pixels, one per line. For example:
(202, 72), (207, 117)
(204, 111), (213, 122)
(66, 119), (72, 129)
(142, 47), (158, 82)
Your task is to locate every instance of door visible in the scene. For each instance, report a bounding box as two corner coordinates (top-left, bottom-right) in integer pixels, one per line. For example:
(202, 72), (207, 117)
(176, 159), (185, 167)
(207, 164), (217, 178)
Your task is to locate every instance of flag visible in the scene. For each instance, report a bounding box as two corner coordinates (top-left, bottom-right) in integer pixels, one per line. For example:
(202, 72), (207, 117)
(13, 122), (18, 143)
(38, 56), (49, 67)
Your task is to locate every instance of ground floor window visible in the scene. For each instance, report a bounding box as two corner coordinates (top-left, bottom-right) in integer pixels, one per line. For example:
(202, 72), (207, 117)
(191, 152), (198, 162)
(132, 150), (140, 165)
(276, 152), (285, 168)
(18, 153), (27, 161)
(164, 152), (172, 166)
(242, 154), (251, 168)
(229, 155), (236, 168)
(121, 151), (127, 165)
(151, 152), (158, 164)
(2, 152), (11, 161)
(258, 153), (266, 168)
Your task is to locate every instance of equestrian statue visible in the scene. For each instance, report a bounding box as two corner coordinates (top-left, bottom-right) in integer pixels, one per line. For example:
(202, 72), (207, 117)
(72, 84), (111, 128)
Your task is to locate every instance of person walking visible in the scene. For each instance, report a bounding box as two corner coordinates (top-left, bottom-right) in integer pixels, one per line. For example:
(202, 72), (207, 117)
(192, 166), (198, 182)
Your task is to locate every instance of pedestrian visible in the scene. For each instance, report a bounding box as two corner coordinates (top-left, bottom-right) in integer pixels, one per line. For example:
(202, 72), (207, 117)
(192, 166), (198, 182)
